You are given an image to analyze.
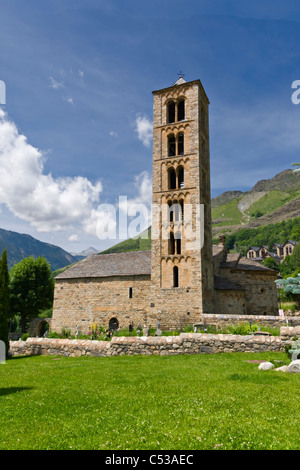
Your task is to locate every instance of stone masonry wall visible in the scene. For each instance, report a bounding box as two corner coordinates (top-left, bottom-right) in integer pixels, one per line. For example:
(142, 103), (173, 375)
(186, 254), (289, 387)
(51, 275), (151, 335)
(11, 329), (298, 358)
(202, 314), (300, 328)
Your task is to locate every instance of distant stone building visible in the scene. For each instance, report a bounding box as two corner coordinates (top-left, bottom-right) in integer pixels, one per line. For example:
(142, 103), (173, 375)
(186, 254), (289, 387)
(274, 240), (298, 260)
(51, 77), (279, 333)
(247, 240), (299, 263)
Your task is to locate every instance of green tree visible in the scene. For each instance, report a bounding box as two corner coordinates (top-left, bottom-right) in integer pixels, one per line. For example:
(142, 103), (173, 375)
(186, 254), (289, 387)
(261, 257), (280, 271)
(276, 274), (300, 308)
(0, 250), (11, 357)
(10, 257), (54, 333)
(280, 244), (300, 277)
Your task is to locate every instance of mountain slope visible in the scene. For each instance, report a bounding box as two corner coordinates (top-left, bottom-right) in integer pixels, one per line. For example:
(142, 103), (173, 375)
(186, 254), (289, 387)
(212, 169), (300, 235)
(0, 228), (82, 270)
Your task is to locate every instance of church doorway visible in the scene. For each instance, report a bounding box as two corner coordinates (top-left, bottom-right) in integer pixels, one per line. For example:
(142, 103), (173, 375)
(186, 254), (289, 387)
(109, 317), (119, 331)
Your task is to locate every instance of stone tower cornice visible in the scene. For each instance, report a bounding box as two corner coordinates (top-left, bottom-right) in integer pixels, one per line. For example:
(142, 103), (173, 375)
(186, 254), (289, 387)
(152, 79), (210, 104)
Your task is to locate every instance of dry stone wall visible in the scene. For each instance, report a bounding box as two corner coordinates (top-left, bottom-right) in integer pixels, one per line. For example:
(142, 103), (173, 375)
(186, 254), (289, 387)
(10, 331), (289, 358)
(202, 314), (300, 328)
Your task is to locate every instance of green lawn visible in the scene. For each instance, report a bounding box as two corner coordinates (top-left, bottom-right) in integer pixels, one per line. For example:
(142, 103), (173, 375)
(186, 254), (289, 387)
(0, 352), (299, 450)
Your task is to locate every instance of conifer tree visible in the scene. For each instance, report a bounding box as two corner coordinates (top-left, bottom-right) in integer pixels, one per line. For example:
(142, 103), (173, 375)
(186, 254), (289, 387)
(0, 250), (11, 357)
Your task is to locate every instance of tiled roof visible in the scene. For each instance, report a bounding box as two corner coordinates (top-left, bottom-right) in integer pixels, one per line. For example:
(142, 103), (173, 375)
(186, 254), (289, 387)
(55, 250), (152, 279)
(55, 244), (278, 281)
(232, 256), (278, 272)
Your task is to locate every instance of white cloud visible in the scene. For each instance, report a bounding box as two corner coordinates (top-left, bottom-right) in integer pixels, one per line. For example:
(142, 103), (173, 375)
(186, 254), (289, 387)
(118, 171), (152, 238)
(49, 76), (64, 90)
(135, 115), (153, 147)
(65, 97), (74, 105)
(0, 110), (102, 232)
(68, 234), (80, 242)
(84, 205), (117, 239)
(82, 171), (152, 241)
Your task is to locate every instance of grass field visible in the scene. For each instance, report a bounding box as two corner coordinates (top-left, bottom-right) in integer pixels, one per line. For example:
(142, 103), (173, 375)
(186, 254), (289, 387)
(0, 352), (299, 450)
(245, 190), (297, 218)
(212, 197), (243, 227)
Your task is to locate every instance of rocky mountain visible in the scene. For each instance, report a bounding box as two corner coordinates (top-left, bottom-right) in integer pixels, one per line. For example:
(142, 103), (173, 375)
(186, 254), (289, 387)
(0, 228), (84, 271)
(70, 247), (98, 257)
(211, 169), (300, 237)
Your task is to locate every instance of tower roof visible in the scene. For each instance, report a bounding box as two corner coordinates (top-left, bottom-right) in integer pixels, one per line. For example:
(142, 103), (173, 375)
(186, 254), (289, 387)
(152, 77), (210, 104)
(173, 75), (187, 86)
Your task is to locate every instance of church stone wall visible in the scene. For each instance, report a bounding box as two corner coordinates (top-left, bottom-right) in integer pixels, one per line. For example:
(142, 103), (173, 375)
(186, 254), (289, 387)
(51, 276), (151, 335)
(214, 290), (247, 316)
(219, 269), (278, 316)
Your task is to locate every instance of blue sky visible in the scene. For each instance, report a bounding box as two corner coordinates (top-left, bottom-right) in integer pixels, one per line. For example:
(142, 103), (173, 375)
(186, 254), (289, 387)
(0, 0), (300, 253)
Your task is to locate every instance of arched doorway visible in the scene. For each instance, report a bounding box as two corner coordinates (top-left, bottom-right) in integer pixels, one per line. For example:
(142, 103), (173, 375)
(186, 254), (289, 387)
(38, 320), (50, 337)
(109, 317), (119, 331)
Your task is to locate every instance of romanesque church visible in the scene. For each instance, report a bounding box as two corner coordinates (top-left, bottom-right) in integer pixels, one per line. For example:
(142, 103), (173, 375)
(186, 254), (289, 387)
(51, 77), (278, 333)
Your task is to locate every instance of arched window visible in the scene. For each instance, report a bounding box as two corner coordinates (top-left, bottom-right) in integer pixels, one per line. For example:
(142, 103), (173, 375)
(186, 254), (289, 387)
(177, 166), (184, 188)
(179, 200), (184, 221)
(168, 167), (176, 190)
(168, 201), (174, 222)
(173, 266), (179, 288)
(178, 100), (185, 121)
(167, 101), (176, 123)
(168, 134), (176, 156)
(178, 133), (184, 155)
(175, 232), (182, 255)
(168, 232), (175, 255)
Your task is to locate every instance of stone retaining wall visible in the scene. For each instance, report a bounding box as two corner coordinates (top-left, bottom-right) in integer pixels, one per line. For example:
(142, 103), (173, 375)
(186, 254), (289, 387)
(201, 314), (300, 328)
(10, 331), (294, 358)
(279, 326), (300, 342)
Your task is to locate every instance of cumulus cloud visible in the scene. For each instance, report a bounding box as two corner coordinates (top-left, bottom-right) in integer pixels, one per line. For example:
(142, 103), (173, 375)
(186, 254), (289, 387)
(135, 115), (153, 147)
(68, 234), (80, 242)
(82, 171), (152, 241)
(118, 171), (152, 238)
(0, 110), (102, 232)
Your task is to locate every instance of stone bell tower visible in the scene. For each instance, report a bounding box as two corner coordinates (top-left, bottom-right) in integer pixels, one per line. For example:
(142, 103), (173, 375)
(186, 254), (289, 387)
(150, 76), (214, 329)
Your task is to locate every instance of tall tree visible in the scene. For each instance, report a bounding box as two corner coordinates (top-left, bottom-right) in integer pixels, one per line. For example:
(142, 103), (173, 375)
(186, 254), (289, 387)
(0, 250), (11, 357)
(10, 256), (54, 333)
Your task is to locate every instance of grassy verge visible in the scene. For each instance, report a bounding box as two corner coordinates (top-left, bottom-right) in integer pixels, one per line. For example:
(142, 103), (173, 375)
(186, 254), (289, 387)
(48, 323), (281, 340)
(0, 352), (299, 450)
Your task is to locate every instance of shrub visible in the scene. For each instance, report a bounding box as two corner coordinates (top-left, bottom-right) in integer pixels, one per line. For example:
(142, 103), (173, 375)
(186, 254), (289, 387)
(280, 301), (298, 313)
(224, 323), (258, 335)
(48, 331), (60, 339)
(61, 327), (71, 339)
